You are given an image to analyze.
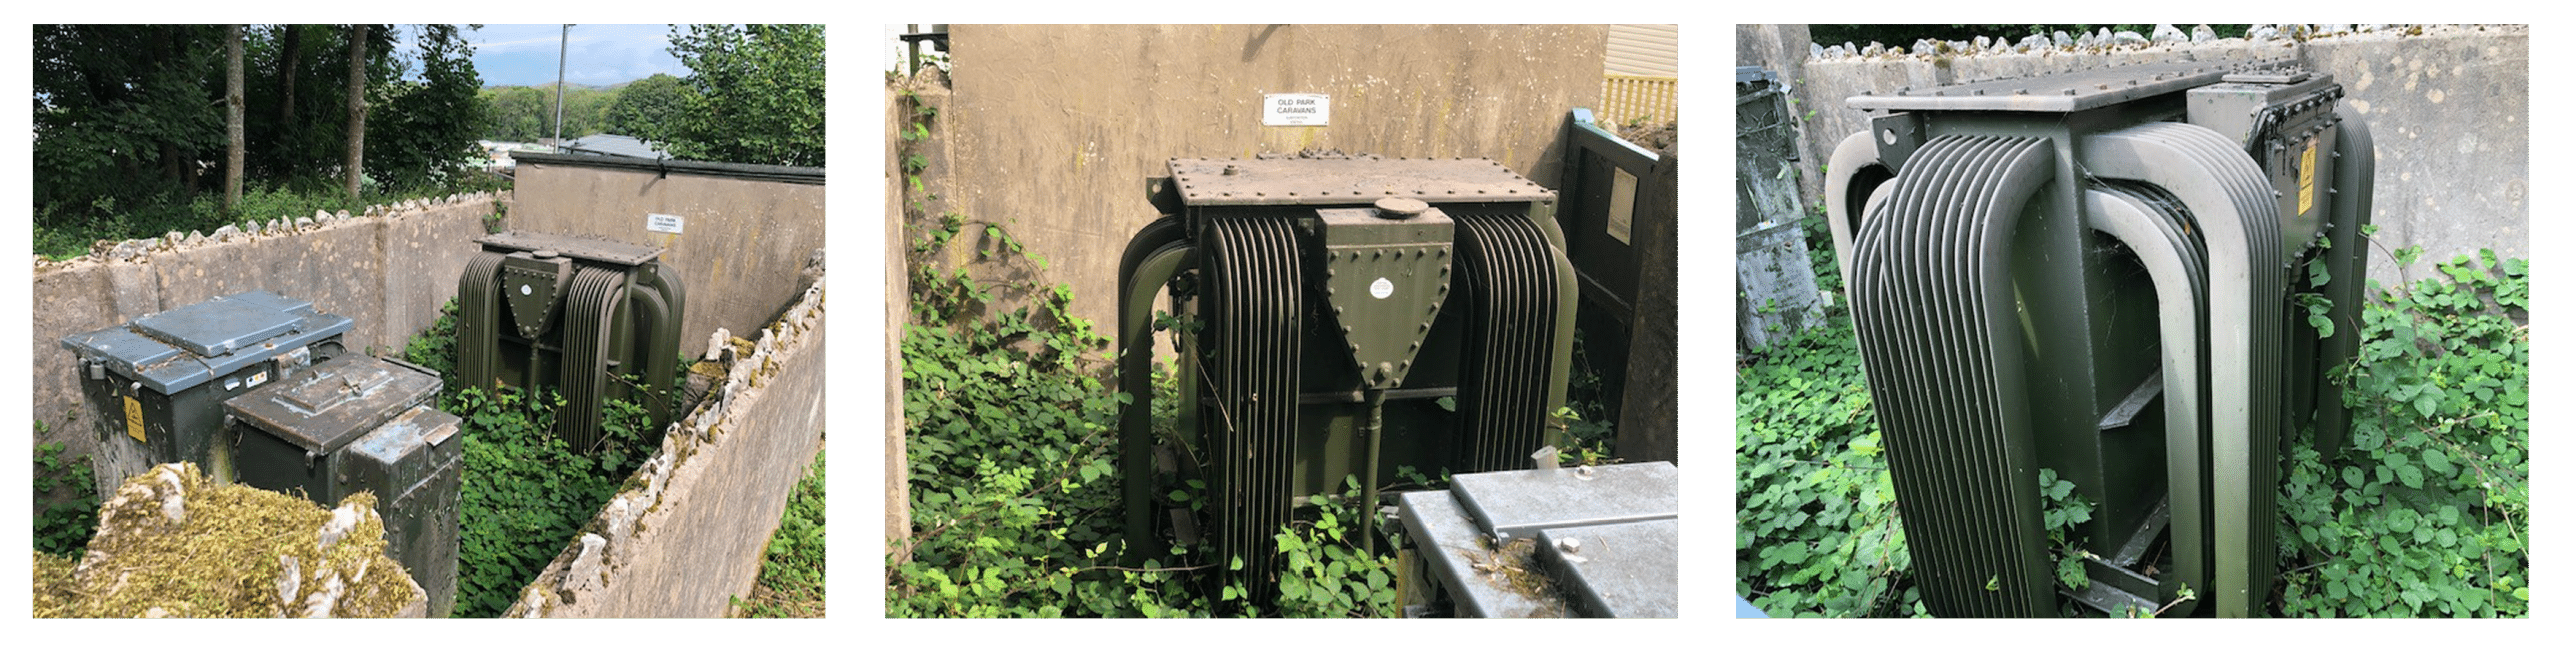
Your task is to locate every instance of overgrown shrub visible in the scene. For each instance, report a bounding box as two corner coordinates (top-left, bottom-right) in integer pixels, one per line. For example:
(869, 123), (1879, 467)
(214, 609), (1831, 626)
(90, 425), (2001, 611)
(445, 386), (657, 617)
(33, 437), (100, 557)
(2271, 248), (2529, 617)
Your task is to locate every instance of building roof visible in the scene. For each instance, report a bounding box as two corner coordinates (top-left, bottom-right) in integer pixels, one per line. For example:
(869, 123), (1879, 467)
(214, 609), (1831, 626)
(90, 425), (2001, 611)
(559, 134), (670, 159)
(1606, 24), (1678, 77)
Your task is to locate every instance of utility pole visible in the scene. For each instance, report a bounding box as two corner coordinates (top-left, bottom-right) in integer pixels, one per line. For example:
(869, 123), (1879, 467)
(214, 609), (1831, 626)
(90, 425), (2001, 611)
(553, 24), (574, 146)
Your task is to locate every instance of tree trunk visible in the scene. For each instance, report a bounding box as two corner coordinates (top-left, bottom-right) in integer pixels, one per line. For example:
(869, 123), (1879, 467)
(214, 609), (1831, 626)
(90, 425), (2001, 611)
(278, 25), (301, 158)
(343, 24), (367, 201)
(225, 25), (244, 213)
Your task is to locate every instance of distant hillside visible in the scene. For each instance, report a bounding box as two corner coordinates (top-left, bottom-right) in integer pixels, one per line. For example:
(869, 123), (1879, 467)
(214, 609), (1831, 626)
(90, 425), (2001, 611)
(481, 80), (636, 91)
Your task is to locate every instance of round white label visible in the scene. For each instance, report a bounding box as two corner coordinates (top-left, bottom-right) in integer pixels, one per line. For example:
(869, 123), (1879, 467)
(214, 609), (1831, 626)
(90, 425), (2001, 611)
(1369, 277), (1394, 299)
(520, 284), (533, 296)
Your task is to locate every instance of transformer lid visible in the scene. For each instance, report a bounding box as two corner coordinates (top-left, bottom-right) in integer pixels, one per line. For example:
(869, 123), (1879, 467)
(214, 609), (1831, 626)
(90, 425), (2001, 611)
(478, 231), (662, 267)
(1845, 59), (2240, 113)
(1167, 156), (1554, 207)
(60, 291), (355, 394)
(130, 291), (312, 358)
(226, 356), (444, 454)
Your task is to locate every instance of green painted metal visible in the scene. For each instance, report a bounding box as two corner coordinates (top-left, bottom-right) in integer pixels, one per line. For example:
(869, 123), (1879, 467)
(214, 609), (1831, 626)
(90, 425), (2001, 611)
(1822, 59), (2371, 617)
(227, 355), (461, 617)
(1114, 155), (1577, 607)
(455, 232), (685, 452)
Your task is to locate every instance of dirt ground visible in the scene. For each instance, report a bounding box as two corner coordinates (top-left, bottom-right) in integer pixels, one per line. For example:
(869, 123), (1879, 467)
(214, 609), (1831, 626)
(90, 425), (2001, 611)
(1613, 121), (1677, 156)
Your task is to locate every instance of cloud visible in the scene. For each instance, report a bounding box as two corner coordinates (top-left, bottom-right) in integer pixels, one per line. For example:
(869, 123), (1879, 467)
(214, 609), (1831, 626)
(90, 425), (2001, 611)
(473, 24), (689, 86)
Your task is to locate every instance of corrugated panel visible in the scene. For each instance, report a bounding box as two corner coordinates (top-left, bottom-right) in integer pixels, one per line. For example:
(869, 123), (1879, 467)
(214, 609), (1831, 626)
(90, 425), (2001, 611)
(1606, 24), (1678, 77)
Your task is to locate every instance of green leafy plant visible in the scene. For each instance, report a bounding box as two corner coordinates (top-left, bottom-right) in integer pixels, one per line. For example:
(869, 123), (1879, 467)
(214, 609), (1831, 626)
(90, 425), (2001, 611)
(34, 438), (101, 557)
(2271, 247), (2528, 617)
(2040, 468), (2095, 596)
(1734, 315), (1923, 617)
(1266, 478), (1399, 618)
(446, 386), (658, 618)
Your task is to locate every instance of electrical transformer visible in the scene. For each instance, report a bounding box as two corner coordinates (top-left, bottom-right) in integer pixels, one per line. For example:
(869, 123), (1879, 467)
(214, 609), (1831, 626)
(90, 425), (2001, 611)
(226, 355), (462, 617)
(1114, 154), (1579, 604)
(455, 231), (685, 451)
(59, 291), (352, 495)
(1823, 59), (2373, 617)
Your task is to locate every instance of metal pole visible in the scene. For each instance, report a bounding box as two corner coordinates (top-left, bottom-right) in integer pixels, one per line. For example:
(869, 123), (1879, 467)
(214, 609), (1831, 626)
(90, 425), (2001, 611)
(553, 24), (573, 146)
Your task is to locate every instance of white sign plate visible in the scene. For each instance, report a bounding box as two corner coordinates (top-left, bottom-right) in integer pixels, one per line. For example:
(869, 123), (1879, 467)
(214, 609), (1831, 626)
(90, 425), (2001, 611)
(646, 213), (685, 234)
(1263, 93), (1330, 127)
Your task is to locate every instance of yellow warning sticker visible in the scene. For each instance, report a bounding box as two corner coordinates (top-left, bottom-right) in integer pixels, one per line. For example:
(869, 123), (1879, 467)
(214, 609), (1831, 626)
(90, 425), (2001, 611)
(2298, 136), (2320, 215)
(123, 395), (145, 443)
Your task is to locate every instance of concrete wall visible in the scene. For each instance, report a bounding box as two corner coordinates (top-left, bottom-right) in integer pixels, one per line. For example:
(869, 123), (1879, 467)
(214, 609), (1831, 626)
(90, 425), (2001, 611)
(884, 84), (915, 563)
(30, 194), (498, 464)
(922, 24), (1607, 335)
(506, 278), (826, 618)
(1788, 25), (2528, 282)
(508, 155), (826, 353)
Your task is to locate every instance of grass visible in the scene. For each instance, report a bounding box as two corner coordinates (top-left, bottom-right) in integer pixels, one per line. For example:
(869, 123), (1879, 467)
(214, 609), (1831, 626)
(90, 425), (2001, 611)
(735, 448), (826, 618)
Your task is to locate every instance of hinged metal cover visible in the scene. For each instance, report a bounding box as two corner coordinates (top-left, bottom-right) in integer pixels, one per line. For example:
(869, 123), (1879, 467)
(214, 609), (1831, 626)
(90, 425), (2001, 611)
(1168, 156), (1554, 206)
(60, 290), (354, 394)
(226, 356), (443, 454)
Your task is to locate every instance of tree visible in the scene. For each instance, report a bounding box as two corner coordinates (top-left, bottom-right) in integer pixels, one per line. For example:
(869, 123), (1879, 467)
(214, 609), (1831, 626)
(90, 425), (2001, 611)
(605, 73), (694, 143)
(226, 25), (245, 213)
(343, 23), (368, 200)
(32, 25), (227, 215)
(659, 24), (824, 166)
(368, 24), (483, 192)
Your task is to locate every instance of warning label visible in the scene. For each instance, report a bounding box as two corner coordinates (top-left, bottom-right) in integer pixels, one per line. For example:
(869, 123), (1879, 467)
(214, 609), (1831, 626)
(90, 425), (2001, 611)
(123, 395), (145, 443)
(2298, 136), (2319, 215)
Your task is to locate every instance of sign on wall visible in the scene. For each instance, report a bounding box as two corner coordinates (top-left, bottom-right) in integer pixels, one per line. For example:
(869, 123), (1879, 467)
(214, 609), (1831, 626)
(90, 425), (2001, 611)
(1263, 93), (1331, 126)
(646, 213), (685, 234)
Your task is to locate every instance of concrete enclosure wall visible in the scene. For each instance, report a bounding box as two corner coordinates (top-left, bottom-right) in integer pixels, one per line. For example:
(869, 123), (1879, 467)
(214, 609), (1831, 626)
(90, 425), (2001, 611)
(31, 195), (497, 465)
(509, 155), (826, 353)
(1785, 25), (2528, 281)
(922, 24), (1607, 335)
(506, 278), (826, 618)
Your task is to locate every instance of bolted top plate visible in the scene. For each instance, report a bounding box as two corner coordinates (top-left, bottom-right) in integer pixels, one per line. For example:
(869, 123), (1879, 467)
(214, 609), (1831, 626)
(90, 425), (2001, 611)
(479, 231), (662, 267)
(226, 356), (443, 454)
(1168, 156), (1553, 207)
(1846, 59), (2243, 113)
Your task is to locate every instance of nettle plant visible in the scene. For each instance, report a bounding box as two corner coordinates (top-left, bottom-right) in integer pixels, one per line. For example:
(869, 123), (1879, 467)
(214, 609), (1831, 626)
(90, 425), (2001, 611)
(2272, 244), (2529, 617)
(1734, 315), (1927, 617)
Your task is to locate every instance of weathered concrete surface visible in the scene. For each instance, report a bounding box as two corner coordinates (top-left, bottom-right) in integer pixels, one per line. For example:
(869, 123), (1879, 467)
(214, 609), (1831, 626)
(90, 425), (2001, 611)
(508, 157), (826, 353)
(1791, 26), (2527, 283)
(31, 196), (498, 472)
(931, 24), (1606, 336)
(506, 279), (826, 618)
(884, 85), (914, 563)
(1735, 25), (1813, 94)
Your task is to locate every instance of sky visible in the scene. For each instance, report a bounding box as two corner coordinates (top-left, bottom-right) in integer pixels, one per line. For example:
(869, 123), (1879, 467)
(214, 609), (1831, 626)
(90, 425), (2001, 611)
(453, 24), (690, 88)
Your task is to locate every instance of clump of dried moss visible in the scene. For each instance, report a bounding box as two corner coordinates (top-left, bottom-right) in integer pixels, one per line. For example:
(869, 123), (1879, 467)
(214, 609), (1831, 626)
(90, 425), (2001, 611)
(31, 463), (421, 618)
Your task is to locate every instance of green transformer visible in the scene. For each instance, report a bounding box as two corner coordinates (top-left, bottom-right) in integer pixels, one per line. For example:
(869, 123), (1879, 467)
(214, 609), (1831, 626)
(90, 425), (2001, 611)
(1114, 154), (1579, 604)
(454, 232), (685, 451)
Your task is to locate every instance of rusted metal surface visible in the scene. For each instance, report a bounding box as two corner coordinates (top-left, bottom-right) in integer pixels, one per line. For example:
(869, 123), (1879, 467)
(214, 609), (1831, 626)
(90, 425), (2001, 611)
(1168, 156), (1555, 207)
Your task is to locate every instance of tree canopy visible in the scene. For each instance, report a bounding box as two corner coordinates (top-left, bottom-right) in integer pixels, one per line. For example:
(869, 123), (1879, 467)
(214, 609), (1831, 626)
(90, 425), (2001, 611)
(33, 24), (491, 256)
(655, 24), (825, 167)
